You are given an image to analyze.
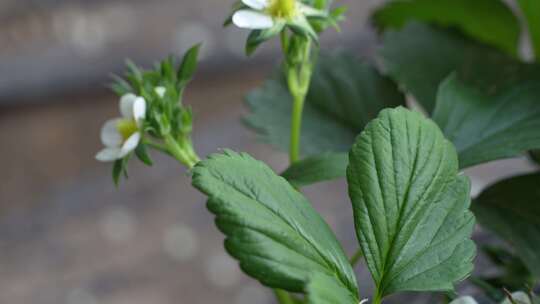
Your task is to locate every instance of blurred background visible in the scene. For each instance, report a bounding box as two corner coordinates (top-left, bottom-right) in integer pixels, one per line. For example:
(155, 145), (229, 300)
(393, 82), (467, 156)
(0, 1), (537, 304)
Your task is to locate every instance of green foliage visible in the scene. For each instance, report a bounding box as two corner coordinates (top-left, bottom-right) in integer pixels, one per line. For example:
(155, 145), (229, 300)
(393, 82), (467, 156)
(473, 172), (540, 278)
(518, 0), (540, 60)
(191, 150), (358, 297)
(379, 23), (538, 114)
(281, 152), (348, 187)
(432, 74), (540, 168)
(372, 0), (520, 56)
(245, 51), (405, 155)
(347, 108), (476, 299)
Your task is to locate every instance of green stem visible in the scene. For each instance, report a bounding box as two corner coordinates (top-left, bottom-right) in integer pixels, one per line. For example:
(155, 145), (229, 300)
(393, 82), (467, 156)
(286, 38), (313, 164)
(349, 248), (364, 266)
(289, 92), (306, 163)
(274, 289), (295, 304)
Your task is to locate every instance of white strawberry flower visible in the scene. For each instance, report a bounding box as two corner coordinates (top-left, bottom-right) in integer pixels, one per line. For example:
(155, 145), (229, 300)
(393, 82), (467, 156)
(96, 94), (146, 162)
(232, 0), (324, 30)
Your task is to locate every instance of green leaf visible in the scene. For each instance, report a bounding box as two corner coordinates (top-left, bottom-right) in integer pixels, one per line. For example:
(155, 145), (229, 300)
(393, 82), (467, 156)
(473, 172), (540, 278)
(306, 273), (359, 304)
(518, 0), (540, 60)
(245, 51), (405, 155)
(379, 23), (538, 114)
(191, 150), (359, 297)
(347, 107), (476, 298)
(372, 0), (520, 56)
(281, 153), (348, 187)
(178, 44), (201, 84)
(433, 74), (540, 168)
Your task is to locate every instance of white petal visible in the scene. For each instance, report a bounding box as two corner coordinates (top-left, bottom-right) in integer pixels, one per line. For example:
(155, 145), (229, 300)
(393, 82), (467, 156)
(132, 97), (146, 124)
(101, 118), (123, 148)
(155, 86), (166, 98)
(242, 0), (269, 10)
(119, 93), (137, 118)
(359, 299), (369, 304)
(96, 147), (123, 162)
(233, 10), (274, 29)
(120, 132), (141, 157)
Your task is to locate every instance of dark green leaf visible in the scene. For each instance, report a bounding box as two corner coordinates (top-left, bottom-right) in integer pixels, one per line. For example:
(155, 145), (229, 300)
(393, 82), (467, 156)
(433, 74), (540, 168)
(245, 51), (405, 155)
(178, 44), (201, 84)
(306, 273), (359, 304)
(347, 107), (476, 298)
(473, 172), (540, 278)
(192, 150), (359, 297)
(379, 23), (538, 114)
(518, 0), (540, 60)
(372, 0), (520, 55)
(135, 144), (153, 166)
(282, 153), (348, 187)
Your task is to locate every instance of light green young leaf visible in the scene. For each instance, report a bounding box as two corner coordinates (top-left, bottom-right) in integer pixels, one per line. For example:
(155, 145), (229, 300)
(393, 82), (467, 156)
(347, 107), (476, 299)
(192, 150), (359, 298)
(245, 51), (405, 155)
(281, 152), (348, 187)
(433, 74), (540, 168)
(379, 23), (538, 114)
(518, 0), (540, 60)
(306, 273), (360, 304)
(473, 172), (540, 278)
(372, 0), (520, 55)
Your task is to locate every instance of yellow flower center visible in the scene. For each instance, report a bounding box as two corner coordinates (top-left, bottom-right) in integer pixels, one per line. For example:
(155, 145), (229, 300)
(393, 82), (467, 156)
(267, 0), (297, 19)
(116, 119), (138, 141)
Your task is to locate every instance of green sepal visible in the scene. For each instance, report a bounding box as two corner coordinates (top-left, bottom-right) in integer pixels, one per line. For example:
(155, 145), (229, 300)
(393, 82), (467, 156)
(135, 144), (154, 166)
(246, 22), (286, 56)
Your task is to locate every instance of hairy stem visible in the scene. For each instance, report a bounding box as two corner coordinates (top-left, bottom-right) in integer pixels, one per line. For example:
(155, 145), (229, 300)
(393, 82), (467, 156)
(286, 38), (313, 164)
(289, 92), (306, 163)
